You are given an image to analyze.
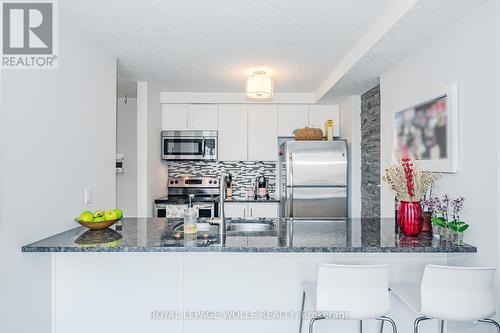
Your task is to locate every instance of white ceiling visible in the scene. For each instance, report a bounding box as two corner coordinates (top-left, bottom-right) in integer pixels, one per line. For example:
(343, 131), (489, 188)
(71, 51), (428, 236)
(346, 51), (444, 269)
(60, 0), (486, 100)
(60, 0), (393, 97)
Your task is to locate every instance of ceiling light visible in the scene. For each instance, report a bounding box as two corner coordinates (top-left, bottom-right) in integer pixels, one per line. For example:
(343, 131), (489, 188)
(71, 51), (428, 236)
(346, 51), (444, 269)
(246, 70), (273, 100)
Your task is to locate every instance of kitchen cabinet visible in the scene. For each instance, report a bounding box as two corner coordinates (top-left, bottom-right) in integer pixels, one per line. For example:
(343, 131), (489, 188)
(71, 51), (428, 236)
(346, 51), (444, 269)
(224, 203), (248, 218)
(247, 104), (278, 161)
(277, 105), (309, 137)
(308, 104), (340, 137)
(224, 202), (279, 218)
(189, 104), (218, 130)
(162, 104), (218, 130)
(162, 104), (190, 130)
(248, 203), (279, 218)
(217, 104), (248, 161)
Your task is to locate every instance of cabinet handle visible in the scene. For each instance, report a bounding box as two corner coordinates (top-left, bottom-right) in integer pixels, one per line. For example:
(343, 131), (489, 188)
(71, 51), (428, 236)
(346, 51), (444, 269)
(243, 209), (246, 218)
(186, 118), (189, 128)
(250, 207), (253, 217)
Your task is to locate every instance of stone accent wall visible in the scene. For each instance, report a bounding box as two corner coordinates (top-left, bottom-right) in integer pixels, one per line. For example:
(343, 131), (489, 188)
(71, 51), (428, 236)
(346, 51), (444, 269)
(361, 85), (381, 218)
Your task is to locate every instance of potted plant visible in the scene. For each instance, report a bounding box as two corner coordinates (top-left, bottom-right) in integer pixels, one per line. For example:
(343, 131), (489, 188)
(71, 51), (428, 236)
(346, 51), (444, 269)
(382, 156), (439, 236)
(429, 195), (468, 243)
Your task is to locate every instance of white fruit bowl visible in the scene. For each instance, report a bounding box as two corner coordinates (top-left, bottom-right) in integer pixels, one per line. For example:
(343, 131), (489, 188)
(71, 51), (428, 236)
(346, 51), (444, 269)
(74, 217), (121, 230)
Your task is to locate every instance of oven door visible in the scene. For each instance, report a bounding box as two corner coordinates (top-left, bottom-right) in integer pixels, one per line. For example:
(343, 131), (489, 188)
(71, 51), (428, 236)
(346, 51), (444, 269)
(195, 203), (216, 218)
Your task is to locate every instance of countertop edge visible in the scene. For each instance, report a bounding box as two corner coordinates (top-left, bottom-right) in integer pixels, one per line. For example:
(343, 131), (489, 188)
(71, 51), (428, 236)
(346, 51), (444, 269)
(21, 245), (477, 254)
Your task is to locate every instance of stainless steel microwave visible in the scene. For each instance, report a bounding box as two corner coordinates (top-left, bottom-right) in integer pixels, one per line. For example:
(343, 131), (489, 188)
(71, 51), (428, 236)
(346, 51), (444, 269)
(161, 130), (217, 161)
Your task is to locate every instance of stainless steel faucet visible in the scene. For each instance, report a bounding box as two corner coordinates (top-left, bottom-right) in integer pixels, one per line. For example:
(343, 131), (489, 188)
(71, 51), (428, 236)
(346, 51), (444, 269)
(218, 173), (226, 234)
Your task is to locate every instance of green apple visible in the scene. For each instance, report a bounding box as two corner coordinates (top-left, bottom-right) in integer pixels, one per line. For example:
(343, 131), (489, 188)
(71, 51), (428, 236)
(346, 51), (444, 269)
(93, 210), (105, 218)
(114, 208), (123, 219)
(103, 210), (118, 221)
(79, 211), (94, 222)
(93, 216), (105, 222)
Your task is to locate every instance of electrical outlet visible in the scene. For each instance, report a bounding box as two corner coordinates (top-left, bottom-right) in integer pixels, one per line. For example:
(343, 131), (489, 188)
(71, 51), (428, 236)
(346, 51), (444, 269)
(84, 188), (93, 204)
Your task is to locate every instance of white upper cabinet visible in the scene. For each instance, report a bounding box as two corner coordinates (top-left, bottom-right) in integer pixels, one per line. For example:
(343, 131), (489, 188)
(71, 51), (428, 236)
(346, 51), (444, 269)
(277, 104), (309, 137)
(308, 104), (340, 137)
(162, 104), (218, 130)
(162, 104), (190, 130)
(189, 104), (218, 130)
(248, 104), (278, 161)
(218, 104), (248, 161)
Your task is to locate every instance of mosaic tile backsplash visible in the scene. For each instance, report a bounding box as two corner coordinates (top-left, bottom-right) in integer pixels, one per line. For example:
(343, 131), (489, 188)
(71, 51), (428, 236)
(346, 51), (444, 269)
(167, 161), (277, 197)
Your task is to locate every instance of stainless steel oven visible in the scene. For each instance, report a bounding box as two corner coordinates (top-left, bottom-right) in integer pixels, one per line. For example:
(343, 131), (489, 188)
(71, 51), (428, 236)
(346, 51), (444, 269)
(161, 130), (217, 161)
(153, 177), (220, 218)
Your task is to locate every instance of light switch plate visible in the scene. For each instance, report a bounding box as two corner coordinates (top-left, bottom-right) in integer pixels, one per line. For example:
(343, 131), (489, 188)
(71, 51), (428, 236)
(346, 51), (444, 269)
(84, 188), (93, 204)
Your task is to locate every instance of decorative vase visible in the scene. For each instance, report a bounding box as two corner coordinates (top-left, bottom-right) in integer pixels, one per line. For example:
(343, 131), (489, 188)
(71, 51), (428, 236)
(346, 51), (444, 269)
(431, 224), (442, 238)
(422, 211), (432, 232)
(453, 232), (464, 244)
(397, 201), (423, 236)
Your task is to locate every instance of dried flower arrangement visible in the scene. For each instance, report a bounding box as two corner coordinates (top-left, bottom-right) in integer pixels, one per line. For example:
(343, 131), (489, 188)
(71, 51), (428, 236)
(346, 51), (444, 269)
(382, 156), (439, 202)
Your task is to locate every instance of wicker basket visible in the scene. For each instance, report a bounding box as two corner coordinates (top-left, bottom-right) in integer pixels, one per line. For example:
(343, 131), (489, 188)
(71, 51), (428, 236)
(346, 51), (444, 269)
(294, 127), (324, 141)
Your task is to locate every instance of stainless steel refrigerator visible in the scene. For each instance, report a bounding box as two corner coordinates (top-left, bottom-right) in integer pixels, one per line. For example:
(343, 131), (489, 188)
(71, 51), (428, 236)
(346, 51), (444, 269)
(279, 140), (348, 219)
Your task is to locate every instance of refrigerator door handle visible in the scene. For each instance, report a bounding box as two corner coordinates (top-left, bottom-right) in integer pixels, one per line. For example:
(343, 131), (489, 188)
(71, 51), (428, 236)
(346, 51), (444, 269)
(289, 152), (294, 217)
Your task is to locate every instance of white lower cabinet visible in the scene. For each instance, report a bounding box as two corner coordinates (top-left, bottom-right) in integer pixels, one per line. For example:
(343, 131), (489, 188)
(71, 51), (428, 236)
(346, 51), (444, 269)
(224, 202), (278, 218)
(224, 203), (248, 218)
(248, 203), (279, 218)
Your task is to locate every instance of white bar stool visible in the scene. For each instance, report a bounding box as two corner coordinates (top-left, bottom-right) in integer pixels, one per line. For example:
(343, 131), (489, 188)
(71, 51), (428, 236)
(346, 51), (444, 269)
(300, 264), (397, 333)
(414, 265), (499, 332)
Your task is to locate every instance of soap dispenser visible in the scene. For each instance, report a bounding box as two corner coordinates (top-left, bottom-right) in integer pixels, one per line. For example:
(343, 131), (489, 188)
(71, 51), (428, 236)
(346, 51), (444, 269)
(184, 194), (198, 234)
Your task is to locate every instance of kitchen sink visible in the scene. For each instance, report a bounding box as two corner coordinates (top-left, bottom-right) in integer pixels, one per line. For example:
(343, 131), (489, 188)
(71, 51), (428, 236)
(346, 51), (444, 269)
(173, 222), (219, 233)
(225, 222), (274, 232)
(172, 221), (274, 233)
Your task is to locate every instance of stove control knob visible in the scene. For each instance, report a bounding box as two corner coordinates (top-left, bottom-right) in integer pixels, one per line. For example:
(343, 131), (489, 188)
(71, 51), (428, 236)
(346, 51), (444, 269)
(175, 180), (179, 184)
(213, 180), (217, 184)
(209, 180), (213, 184)
(169, 180), (174, 184)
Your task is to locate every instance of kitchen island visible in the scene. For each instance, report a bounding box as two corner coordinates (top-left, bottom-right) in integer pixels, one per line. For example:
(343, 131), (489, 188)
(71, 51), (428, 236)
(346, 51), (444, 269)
(23, 217), (475, 253)
(22, 218), (476, 333)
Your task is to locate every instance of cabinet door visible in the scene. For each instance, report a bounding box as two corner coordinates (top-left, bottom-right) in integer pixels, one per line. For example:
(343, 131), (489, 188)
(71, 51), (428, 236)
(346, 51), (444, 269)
(224, 203), (248, 218)
(308, 104), (340, 137)
(217, 104), (248, 161)
(189, 104), (218, 130)
(248, 203), (278, 218)
(277, 105), (309, 137)
(248, 105), (278, 161)
(162, 104), (190, 130)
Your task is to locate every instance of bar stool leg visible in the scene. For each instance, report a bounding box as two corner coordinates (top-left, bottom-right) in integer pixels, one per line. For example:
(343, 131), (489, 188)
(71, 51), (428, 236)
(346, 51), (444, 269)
(376, 316), (397, 333)
(379, 319), (384, 333)
(413, 316), (431, 333)
(298, 291), (306, 333)
(440, 320), (444, 333)
(359, 320), (362, 333)
(478, 319), (500, 332)
(308, 315), (325, 333)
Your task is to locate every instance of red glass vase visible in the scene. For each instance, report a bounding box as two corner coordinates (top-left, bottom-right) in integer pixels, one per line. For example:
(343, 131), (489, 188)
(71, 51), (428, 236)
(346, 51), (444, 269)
(397, 201), (423, 236)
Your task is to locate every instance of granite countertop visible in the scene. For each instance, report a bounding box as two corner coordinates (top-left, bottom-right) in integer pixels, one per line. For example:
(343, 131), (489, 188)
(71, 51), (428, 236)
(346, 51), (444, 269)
(22, 218), (476, 253)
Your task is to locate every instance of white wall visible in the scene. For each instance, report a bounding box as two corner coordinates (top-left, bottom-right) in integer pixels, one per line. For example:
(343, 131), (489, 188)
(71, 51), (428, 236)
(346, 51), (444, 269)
(380, 1), (497, 330)
(339, 95), (361, 218)
(117, 97), (138, 217)
(147, 85), (168, 214)
(0, 16), (116, 333)
(137, 83), (167, 217)
(496, 0), (500, 322)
